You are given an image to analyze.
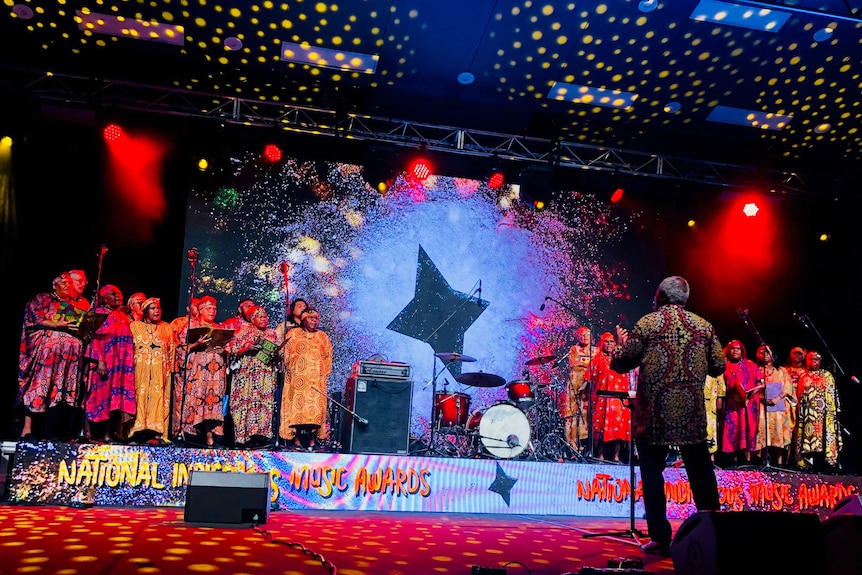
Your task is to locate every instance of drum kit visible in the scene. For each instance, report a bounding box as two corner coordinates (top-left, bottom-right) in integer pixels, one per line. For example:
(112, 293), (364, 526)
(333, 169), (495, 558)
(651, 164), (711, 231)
(427, 352), (584, 462)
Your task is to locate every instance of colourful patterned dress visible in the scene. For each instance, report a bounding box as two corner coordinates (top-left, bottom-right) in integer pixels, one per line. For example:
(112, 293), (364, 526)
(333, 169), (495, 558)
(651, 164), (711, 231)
(84, 306), (137, 424)
(129, 319), (175, 438)
(279, 328), (333, 440)
(704, 374), (726, 454)
(17, 292), (84, 412)
(757, 365), (796, 450)
(227, 323), (281, 444)
(176, 320), (228, 439)
(566, 344), (592, 447)
(591, 350), (631, 443)
(721, 358), (760, 453)
(795, 369), (841, 467)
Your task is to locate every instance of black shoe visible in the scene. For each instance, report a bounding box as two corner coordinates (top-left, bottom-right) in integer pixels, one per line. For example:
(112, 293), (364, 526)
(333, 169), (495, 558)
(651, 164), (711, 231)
(640, 540), (670, 557)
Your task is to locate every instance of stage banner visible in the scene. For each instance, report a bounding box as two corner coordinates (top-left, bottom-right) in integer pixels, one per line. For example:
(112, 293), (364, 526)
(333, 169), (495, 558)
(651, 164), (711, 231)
(7, 442), (860, 518)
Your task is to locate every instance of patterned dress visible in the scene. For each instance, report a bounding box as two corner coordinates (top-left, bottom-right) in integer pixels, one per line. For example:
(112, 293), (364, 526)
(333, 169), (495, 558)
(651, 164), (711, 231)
(176, 320), (228, 438)
(84, 306), (137, 423)
(591, 350), (631, 443)
(566, 344), (592, 447)
(129, 319), (175, 438)
(279, 328), (333, 440)
(17, 292), (84, 412)
(704, 374), (726, 454)
(795, 369), (841, 467)
(757, 365), (796, 450)
(721, 358), (760, 453)
(227, 323), (281, 444)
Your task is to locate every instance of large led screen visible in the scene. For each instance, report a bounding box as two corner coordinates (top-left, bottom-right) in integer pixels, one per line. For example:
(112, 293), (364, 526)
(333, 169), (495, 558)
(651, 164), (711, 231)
(181, 151), (655, 441)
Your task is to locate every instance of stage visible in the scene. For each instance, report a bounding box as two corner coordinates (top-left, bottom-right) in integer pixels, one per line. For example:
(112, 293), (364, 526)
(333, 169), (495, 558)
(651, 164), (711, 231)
(3, 441), (862, 574)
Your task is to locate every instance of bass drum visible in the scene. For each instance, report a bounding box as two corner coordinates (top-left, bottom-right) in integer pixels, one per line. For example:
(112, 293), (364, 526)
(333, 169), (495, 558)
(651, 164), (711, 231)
(469, 402), (531, 458)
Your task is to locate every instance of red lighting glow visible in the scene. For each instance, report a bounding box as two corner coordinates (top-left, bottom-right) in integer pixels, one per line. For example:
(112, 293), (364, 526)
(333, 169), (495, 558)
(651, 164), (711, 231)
(103, 124), (124, 142)
(409, 157), (433, 182)
(263, 144), (283, 163)
(610, 187), (624, 204)
(743, 202), (759, 216)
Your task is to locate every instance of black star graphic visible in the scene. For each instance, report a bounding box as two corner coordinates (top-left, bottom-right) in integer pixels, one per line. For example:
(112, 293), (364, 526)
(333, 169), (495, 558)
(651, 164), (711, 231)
(387, 245), (487, 377)
(488, 462), (518, 506)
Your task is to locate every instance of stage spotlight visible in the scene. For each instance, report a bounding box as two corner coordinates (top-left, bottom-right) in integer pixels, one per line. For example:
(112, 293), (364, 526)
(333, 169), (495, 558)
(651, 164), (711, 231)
(364, 147), (398, 194)
(487, 167), (506, 190)
(103, 124), (124, 142)
(1, 135), (12, 148)
(263, 143), (283, 163)
(819, 233), (830, 242)
(518, 165), (552, 210)
(197, 158), (210, 172)
(610, 187), (624, 204)
(742, 202), (759, 217)
(408, 155), (433, 182)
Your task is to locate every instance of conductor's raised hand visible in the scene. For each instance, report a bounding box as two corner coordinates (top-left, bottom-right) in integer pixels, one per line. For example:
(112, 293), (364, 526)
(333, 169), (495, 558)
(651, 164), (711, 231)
(614, 324), (628, 347)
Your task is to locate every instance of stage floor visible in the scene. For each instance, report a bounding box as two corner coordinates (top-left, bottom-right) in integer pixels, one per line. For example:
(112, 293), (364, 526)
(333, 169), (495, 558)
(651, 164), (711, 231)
(0, 503), (677, 575)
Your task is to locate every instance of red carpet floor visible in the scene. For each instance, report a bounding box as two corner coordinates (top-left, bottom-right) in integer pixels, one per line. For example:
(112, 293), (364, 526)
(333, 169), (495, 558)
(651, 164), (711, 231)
(0, 504), (678, 575)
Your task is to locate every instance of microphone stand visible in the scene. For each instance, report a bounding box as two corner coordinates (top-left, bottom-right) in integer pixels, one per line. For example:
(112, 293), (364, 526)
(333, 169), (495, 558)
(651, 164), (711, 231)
(798, 314), (845, 470)
(416, 280), (481, 457)
(273, 262), (290, 449)
(71, 245), (107, 440)
(736, 309), (775, 471)
(545, 296), (604, 459)
(173, 248), (199, 444)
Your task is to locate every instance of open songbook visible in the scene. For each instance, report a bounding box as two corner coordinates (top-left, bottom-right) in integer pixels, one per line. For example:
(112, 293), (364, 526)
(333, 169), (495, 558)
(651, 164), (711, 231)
(187, 327), (234, 351)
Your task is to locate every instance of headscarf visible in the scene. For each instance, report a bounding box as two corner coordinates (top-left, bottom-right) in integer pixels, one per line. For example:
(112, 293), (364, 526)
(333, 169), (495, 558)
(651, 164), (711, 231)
(142, 297), (160, 312)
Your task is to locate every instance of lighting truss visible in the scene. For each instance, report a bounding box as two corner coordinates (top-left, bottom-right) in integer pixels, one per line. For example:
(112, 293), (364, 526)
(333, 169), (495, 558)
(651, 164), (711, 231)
(8, 66), (806, 194)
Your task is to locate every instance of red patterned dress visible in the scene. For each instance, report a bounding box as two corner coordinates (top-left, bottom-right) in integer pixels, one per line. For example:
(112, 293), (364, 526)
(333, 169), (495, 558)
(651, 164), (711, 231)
(591, 350), (631, 443)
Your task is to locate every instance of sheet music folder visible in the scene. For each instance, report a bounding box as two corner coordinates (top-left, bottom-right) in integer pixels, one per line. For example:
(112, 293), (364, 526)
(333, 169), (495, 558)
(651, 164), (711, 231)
(187, 327), (234, 350)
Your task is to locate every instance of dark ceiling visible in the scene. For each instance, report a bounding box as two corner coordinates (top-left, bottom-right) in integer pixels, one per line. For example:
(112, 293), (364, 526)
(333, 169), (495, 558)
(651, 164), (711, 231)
(3, 0), (862, 194)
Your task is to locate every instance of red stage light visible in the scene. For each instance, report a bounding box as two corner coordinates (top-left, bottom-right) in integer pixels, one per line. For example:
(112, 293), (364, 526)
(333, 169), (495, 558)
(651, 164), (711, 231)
(103, 124), (123, 142)
(409, 157), (433, 182)
(610, 187), (624, 204)
(743, 202), (759, 217)
(263, 144), (283, 163)
(488, 170), (505, 190)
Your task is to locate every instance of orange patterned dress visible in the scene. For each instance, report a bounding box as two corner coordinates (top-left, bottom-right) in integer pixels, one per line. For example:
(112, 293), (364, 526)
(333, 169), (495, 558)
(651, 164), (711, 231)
(279, 328), (333, 440)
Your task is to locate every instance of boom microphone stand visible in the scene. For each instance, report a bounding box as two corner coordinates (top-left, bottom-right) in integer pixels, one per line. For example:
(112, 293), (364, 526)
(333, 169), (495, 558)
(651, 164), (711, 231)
(173, 248), (199, 444)
(544, 296), (603, 458)
(797, 313), (846, 470)
(583, 390), (646, 544)
(736, 308), (776, 471)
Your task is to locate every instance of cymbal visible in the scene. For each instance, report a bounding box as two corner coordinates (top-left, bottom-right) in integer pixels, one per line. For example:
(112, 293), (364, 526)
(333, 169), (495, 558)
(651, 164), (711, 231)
(525, 354), (557, 366)
(435, 352), (477, 363)
(455, 372), (506, 388)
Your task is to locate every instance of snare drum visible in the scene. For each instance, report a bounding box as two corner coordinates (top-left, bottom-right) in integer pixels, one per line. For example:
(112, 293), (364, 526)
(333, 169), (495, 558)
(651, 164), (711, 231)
(435, 392), (471, 427)
(506, 379), (535, 406)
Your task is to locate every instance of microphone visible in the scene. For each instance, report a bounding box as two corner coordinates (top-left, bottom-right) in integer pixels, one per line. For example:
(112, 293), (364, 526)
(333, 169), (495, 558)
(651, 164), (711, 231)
(540, 298), (547, 311)
(98, 244), (108, 256)
(187, 248), (199, 263)
(736, 308), (749, 322)
(506, 434), (520, 448)
(477, 280), (482, 306)
(852, 376), (860, 385)
(278, 261), (288, 274)
(357, 415), (369, 426)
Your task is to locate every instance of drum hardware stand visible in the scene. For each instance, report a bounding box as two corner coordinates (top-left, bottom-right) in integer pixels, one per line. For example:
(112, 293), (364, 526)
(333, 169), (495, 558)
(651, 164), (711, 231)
(527, 354), (587, 463)
(583, 390), (646, 545)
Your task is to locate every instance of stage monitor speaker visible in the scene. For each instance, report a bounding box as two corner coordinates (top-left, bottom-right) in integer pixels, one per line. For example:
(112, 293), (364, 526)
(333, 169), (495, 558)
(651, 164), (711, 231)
(829, 494), (862, 518)
(340, 377), (413, 454)
(184, 471), (271, 527)
(670, 510), (827, 575)
(822, 513), (862, 575)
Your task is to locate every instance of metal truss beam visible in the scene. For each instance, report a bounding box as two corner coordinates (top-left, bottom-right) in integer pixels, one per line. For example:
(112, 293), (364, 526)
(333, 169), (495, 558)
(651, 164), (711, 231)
(7, 66), (806, 194)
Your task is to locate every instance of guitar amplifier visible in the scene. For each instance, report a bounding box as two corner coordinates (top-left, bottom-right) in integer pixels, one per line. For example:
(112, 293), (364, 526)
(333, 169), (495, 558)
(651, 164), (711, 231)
(352, 360), (412, 380)
(340, 376), (413, 454)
